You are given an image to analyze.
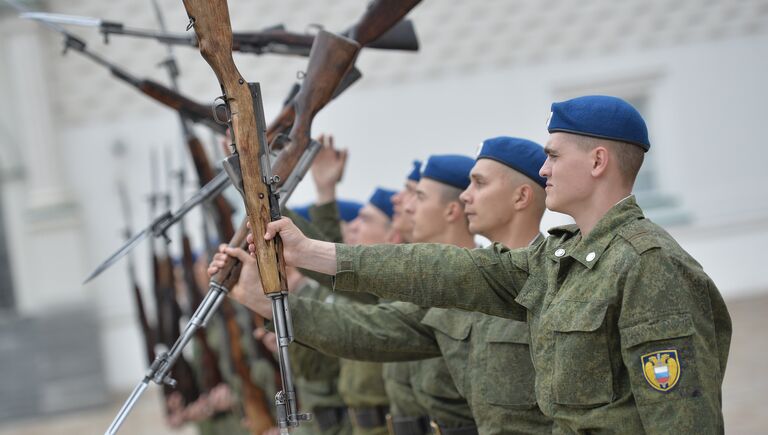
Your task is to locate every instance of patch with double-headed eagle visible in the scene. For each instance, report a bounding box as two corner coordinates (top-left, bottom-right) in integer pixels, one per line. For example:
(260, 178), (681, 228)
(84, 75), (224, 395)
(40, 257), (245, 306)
(641, 350), (681, 392)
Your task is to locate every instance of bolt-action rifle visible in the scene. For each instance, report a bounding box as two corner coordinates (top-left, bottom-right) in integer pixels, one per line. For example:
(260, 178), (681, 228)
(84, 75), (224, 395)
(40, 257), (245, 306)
(117, 180), (157, 366)
(19, 11), (418, 57)
(151, 150), (201, 409)
(180, 0), (361, 429)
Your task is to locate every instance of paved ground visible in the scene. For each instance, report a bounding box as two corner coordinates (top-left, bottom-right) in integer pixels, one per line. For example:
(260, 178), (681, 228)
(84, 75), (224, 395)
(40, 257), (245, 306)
(0, 294), (766, 434)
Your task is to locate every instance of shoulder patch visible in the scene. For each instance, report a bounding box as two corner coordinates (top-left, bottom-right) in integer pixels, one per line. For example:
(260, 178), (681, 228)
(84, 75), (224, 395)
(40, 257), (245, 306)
(547, 224), (579, 237)
(642, 349), (681, 392)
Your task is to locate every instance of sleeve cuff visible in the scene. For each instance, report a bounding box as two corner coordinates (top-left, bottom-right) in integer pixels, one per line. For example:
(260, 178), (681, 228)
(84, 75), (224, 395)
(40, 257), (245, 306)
(334, 243), (358, 292)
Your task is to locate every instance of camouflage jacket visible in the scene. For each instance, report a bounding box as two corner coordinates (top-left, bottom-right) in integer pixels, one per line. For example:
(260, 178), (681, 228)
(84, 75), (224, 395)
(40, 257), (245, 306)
(291, 281), (346, 410)
(332, 196), (732, 434)
(289, 297), (550, 434)
(383, 329), (476, 429)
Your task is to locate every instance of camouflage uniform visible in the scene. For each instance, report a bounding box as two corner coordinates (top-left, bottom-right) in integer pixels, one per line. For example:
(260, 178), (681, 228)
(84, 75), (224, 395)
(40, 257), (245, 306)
(289, 204), (390, 435)
(197, 311), (264, 435)
(383, 334), (476, 434)
(291, 280), (352, 435)
(288, 298), (551, 434)
(331, 196), (731, 434)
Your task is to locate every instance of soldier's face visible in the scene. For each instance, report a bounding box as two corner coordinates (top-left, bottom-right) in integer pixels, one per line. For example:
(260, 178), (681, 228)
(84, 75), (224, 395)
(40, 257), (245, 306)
(391, 180), (417, 242)
(540, 133), (594, 214)
(461, 159), (517, 238)
(346, 204), (391, 245)
(406, 178), (450, 243)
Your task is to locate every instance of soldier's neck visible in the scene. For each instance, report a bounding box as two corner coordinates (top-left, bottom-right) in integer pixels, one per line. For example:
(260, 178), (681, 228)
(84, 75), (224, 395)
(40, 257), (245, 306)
(489, 223), (541, 250)
(426, 226), (476, 249)
(571, 186), (632, 237)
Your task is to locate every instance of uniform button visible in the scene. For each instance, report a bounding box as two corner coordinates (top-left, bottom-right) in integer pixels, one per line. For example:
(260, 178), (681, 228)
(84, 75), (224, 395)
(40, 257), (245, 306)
(554, 248), (566, 257)
(586, 252), (596, 262)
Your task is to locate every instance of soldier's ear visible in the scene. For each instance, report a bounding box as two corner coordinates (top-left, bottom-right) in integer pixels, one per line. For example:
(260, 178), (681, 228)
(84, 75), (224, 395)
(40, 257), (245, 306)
(513, 184), (533, 211)
(591, 146), (610, 178)
(444, 201), (464, 223)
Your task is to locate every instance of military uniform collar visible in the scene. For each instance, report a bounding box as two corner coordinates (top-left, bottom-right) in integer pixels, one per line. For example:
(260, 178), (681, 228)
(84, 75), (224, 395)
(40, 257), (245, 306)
(530, 233), (545, 247)
(548, 195), (645, 269)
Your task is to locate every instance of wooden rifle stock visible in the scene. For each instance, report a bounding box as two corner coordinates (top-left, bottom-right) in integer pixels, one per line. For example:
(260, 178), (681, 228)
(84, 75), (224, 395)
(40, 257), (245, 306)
(183, 133), (235, 242)
(159, 247), (201, 407)
(179, 216), (225, 391)
(140, 80), (228, 135)
(271, 31), (360, 180)
(183, 0), (288, 295)
(349, 0), (422, 47)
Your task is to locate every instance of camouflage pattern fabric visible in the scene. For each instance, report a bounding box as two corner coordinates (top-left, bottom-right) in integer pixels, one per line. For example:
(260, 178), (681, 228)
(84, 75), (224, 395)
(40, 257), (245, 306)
(333, 196), (731, 434)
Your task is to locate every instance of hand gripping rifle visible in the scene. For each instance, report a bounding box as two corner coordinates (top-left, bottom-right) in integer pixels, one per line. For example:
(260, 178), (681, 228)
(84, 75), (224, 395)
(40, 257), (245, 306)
(104, 4), (360, 435)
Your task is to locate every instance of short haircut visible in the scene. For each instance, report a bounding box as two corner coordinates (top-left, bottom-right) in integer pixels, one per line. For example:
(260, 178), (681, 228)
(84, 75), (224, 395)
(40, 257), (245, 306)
(571, 135), (645, 185)
(437, 183), (465, 208)
(506, 169), (546, 219)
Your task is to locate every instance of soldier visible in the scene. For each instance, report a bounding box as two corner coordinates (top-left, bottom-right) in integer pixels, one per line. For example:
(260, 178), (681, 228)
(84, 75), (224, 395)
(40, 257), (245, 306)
(280, 140), (363, 435)
(390, 160), (422, 243)
(212, 139), (554, 434)
(255, 96), (732, 433)
(381, 155), (476, 435)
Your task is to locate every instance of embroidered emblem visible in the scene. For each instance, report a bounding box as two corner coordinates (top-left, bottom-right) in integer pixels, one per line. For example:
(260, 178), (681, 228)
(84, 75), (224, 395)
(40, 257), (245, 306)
(641, 350), (680, 392)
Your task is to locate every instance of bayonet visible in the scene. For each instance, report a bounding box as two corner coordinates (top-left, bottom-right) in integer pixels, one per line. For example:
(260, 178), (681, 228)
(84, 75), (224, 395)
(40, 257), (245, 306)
(83, 171), (230, 284)
(19, 11), (418, 57)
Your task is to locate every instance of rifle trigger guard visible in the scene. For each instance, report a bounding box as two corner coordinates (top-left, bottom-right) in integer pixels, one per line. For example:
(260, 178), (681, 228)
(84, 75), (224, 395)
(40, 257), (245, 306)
(296, 70), (306, 80)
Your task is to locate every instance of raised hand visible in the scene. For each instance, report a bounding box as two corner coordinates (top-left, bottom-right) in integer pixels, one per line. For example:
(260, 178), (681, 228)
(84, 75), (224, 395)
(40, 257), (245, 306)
(311, 134), (348, 204)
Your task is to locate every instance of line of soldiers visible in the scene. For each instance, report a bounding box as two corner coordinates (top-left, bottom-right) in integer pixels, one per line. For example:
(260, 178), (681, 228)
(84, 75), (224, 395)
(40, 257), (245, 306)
(208, 95), (732, 434)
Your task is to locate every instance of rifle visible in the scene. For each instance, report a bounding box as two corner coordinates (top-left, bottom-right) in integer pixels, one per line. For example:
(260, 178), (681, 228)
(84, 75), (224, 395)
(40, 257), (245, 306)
(174, 169), (226, 394)
(181, 0), (361, 429)
(105, 6), (362, 434)
(21, 11), (419, 56)
(151, 149), (200, 409)
(117, 180), (157, 366)
(265, 0), (422, 145)
(4, 0), (227, 135)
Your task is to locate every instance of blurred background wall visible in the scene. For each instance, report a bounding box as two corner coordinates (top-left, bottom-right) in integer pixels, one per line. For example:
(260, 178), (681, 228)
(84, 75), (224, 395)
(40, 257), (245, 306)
(0, 0), (766, 431)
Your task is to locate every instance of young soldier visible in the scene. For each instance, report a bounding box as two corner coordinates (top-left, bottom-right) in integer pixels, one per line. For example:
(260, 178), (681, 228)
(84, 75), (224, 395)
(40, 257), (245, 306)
(256, 96), (732, 433)
(381, 155), (476, 435)
(211, 138), (554, 434)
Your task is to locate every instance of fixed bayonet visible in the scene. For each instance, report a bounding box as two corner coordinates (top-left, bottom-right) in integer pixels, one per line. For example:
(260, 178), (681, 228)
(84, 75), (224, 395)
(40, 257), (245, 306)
(83, 171), (230, 284)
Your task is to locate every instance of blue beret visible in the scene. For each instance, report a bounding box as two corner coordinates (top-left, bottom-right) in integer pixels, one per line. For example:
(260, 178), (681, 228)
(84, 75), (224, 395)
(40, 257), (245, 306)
(421, 154), (474, 190)
(336, 199), (363, 222)
(407, 160), (422, 182)
(368, 188), (397, 219)
(547, 95), (650, 151)
(291, 200), (361, 223)
(476, 136), (547, 188)
(291, 204), (311, 222)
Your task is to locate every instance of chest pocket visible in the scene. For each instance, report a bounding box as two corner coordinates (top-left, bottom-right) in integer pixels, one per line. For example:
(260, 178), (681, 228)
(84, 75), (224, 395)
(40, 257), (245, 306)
(479, 318), (537, 408)
(422, 309), (473, 340)
(422, 309), (472, 394)
(548, 299), (614, 406)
